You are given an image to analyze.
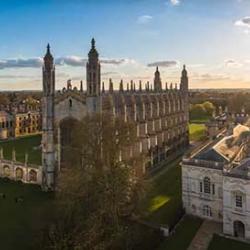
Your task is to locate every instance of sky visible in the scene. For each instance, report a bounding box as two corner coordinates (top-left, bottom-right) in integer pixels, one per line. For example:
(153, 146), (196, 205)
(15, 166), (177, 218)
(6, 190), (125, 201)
(1, 0), (250, 90)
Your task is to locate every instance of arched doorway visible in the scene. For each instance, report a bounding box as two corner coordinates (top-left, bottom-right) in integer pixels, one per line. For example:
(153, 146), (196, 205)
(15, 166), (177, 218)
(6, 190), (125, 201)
(59, 118), (79, 164)
(234, 220), (245, 238)
(29, 170), (37, 182)
(15, 168), (23, 180)
(3, 165), (10, 177)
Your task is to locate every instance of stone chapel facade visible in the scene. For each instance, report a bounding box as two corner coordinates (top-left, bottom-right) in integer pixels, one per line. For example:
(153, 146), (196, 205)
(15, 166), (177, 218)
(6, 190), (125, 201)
(42, 39), (189, 190)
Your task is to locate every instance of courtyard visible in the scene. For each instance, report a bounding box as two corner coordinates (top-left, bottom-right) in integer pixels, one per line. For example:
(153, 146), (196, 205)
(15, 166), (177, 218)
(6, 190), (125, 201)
(0, 134), (41, 165)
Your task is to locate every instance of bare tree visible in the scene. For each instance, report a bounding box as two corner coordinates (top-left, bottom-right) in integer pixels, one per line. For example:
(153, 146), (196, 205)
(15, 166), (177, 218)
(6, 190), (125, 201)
(39, 113), (146, 250)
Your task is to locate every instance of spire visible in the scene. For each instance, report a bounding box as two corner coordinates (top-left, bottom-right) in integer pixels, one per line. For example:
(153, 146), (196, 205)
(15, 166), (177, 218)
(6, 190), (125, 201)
(80, 81), (83, 92)
(88, 38), (99, 57)
(139, 80), (142, 91)
(182, 64), (187, 77)
(133, 82), (136, 92)
(44, 43), (53, 66)
(130, 80), (133, 91)
(170, 83), (173, 90)
(102, 82), (105, 93)
(154, 66), (162, 91)
(91, 38), (95, 49)
(165, 82), (168, 91)
(119, 80), (124, 92)
(109, 78), (113, 92)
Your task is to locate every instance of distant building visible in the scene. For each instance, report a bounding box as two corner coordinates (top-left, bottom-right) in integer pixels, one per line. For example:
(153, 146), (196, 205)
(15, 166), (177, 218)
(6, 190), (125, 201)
(0, 111), (14, 139)
(182, 124), (250, 240)
(14, 111), (41, 137)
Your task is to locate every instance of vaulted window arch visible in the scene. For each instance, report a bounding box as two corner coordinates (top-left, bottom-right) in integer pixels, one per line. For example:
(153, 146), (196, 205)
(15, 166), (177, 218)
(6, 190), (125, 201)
(204, 177), (211, 194)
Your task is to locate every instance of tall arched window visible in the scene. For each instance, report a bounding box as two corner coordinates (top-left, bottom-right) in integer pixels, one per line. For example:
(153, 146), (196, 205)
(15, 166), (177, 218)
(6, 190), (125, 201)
(204, 177), (211, 194)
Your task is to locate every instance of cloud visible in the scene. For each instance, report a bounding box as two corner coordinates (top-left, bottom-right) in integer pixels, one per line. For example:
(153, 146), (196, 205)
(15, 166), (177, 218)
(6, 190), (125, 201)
(137, 15), (153, 24)
(170, 0), (180, 6)
(235, 16), (250, 28)
(0, 58), (43, 69)
(147, 60), (178, 68)
(224, 59), (242, 68)
(0, 56), (133, 70)
(193, 73), (230, 82)
(55, 56), (87, 67)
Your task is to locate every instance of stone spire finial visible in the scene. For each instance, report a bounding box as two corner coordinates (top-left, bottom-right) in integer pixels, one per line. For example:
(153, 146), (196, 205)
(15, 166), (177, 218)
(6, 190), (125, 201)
(147, 81), (150, 91)
(133, 83), (136, 92)
(165, 82), (168, 91)
(80, 80), (83, 92)
(170, 83), (173, 90)
(12, 148), (16, 162)
(102, 82), (105, 93)
(139, 80), (142, 91)
(109, 78), (113, 92)
(119, 80), (124, 92)
(91, 38), (95, 49)
(130, 80), (133, 91)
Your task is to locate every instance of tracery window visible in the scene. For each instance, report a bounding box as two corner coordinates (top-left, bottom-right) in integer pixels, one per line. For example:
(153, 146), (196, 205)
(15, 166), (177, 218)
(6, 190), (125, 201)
(236, 195), (243, 208)
(204, 177), (211, 194)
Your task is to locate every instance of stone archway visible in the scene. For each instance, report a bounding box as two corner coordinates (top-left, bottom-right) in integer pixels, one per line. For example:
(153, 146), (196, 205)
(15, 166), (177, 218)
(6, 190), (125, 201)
(3, 165), (10, 177)
(59, 117), (79, 164)
(15, 167), (23, 180)
(29, 169), (37, 182)
(234, 220), (245, 238)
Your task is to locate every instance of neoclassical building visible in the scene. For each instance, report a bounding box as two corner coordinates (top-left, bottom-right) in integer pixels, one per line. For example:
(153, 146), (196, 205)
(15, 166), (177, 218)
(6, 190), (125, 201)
(182, 123), (250, 240)
(42, 39), (189, 190)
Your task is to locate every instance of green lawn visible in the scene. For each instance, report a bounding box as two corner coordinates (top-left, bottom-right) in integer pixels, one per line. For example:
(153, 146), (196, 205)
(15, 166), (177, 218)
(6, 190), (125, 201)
(0, 179), (53, 250)
(189, 123), (206, 141)
(140, 160), (182, 226)
(0, 135), (42, 165)
(208, 234), (250, 250)
(158, 215), (203, 250)
(190, 117), (210, 124)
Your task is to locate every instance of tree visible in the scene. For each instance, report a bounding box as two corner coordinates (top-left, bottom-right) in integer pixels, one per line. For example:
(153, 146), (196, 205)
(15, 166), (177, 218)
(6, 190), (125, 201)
(38, 113), (146, 250)
(202, 101), (215, 116)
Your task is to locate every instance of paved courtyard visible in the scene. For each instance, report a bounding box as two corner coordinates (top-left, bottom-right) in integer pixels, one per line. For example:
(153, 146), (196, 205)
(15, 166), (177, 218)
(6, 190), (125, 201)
(187, 220), (222, 250)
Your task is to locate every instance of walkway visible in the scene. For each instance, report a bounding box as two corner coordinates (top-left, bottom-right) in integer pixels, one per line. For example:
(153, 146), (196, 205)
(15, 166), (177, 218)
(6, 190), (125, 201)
(187, 220), (222, 250)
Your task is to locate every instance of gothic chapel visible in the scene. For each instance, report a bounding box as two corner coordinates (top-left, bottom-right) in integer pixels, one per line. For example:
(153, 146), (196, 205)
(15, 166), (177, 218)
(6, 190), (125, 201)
(42, 39), (189, 190)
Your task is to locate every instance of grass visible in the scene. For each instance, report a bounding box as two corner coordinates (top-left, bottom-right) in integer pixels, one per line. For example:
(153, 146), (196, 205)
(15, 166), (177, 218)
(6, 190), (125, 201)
(208, 234), (250, 250)
(190, 117), (210, 124)
(0, 134), (42, 165)
(140, 159), (182, 226)
(158, 215), (203, 250)
(189, 123), (206, 141)
(0, 179), (53, 250)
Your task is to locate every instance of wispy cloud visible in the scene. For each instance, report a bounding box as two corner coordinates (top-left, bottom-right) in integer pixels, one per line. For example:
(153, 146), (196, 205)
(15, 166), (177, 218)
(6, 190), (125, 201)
(147, 60), (178, 68)
(224, 59), (243, 68)
(170, 0), (180, 6)
(0, 56), (134, 70)
(235, 16), (250, 28)
(137, 15), (153, 24)
(0, 58), (43, 69)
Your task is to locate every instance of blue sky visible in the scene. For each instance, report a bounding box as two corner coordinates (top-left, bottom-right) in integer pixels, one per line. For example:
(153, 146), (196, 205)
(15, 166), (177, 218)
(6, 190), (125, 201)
(1, 0), (250, 90)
